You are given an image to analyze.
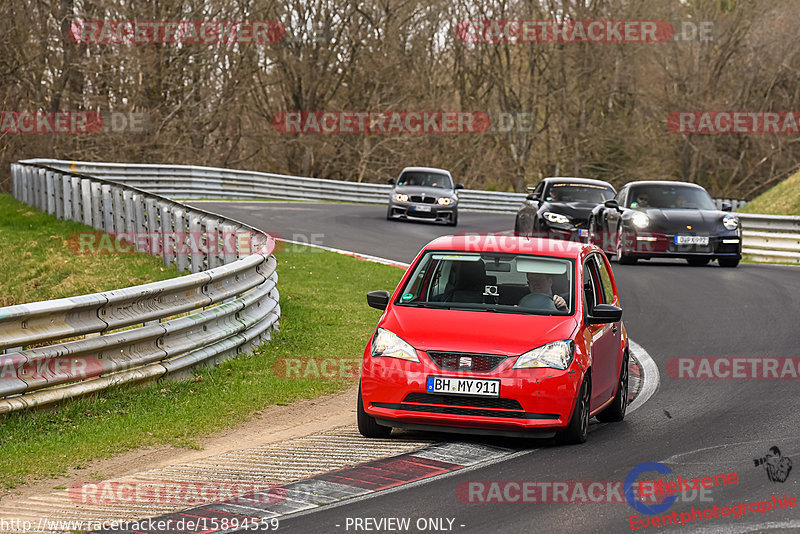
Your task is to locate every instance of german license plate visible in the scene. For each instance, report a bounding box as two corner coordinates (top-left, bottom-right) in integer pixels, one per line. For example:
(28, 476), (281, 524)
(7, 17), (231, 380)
(427, 376), (500, 397)
(414, 205), (432, 212)
(675, 235), (709, 245)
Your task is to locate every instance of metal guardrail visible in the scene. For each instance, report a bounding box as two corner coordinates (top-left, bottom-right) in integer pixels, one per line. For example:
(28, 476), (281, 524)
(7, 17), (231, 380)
(22, 158), (748, 213)
(0, 163), (281, 414)
(737, 213), (800, 263)
(21, 158), (528, 213)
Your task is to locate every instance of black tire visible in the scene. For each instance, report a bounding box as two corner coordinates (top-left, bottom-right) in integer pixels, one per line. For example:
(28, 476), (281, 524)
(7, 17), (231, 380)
(719, 257), (740, 268)
(357, 385), (391, 438)
(447, 211), (458, 226)
(556, 377), (590, 445)
(687, 257), (710, 266)
(616, 231), (637, 265)
(596, 351), (628, 423)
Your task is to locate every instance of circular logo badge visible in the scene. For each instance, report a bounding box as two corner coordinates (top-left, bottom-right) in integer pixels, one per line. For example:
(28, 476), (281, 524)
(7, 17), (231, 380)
(624, 461), (677, 515)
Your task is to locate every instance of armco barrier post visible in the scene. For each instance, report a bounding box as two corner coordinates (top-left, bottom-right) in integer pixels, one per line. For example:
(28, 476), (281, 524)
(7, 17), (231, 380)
(189, 211), (206, 273)
(101, 184), (114, 232)
(112, 188), (125, 238)
(71, 176), (82, 222)
(160, 203), (175, 266)
(46, 170), (56, 215)
(54, 173), (64, 219)
(81, 178), (92, 227)
(90, 182), (103, 230)
(173, 207), (189, 273)
(62, 174), (73, 221)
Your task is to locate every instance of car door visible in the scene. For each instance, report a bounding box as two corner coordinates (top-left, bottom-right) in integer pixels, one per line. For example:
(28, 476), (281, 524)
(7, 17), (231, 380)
(584, 254), (622, 410)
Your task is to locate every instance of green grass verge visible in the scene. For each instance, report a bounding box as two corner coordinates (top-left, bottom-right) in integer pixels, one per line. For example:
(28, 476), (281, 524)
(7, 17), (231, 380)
(0, 194), (180, 306)
(738, 168), (800, 216)
(0, 240), (402, 490)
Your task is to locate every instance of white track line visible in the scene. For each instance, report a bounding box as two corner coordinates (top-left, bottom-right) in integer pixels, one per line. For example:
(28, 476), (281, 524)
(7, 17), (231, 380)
(627, 339), (660, 414)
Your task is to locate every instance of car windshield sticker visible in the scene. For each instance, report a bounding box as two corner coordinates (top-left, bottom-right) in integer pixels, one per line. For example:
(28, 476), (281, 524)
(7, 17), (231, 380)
(401, 293), (414, 301)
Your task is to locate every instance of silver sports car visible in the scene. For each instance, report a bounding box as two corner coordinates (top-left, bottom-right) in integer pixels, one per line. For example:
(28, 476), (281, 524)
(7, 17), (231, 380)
(386, 167), (463, 226)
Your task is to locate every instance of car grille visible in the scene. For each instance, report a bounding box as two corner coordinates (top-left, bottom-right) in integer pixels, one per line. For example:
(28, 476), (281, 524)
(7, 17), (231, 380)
(427, 352), (507, 372)
(410, 195), (437, 204)
(403, 393), (523, 410)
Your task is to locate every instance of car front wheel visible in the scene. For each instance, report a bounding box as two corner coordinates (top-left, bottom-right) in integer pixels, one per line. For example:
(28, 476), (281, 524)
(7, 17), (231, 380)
(616, 231), (637, 265)
(718, 257), (740, 268)
(357, 384), (392, 438)
(596, 351), (628, 423)
(556, 377), (590, 445)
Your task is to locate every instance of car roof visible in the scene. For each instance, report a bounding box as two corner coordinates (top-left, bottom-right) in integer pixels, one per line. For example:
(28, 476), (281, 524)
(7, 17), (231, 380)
(399, 167), (452, 176)
(544, 177), (615, 188)
(421, 234), (598, 260)
(625, 180), (706, 189)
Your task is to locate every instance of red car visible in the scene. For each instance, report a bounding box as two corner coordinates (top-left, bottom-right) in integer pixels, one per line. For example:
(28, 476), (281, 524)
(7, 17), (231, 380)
(359, 235), (628, 444)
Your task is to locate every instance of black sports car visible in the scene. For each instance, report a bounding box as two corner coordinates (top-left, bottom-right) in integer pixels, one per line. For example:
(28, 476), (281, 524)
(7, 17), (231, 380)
(589, 181), (742, 267)
(514, 177), (616, 241)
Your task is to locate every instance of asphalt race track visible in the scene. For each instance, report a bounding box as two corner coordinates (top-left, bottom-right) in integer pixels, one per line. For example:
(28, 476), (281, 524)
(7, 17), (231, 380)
(192, 201), (800, 533)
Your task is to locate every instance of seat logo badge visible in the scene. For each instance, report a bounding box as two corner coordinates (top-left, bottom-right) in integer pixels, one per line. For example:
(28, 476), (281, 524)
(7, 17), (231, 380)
(686, 225), (692, 229)
(459, 357), (472, 369)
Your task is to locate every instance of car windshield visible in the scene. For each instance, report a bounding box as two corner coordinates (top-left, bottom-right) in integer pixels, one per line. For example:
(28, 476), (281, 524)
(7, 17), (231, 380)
(396, 252), (574, 315)
(545, 183), (615, 203)
(628, 185), (716, 210)
(397, 171), (453, 189)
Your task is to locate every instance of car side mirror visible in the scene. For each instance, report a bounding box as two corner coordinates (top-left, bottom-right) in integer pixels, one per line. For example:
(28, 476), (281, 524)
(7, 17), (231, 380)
(527, 193), (540, 201)
(388, 178), (396, 186)
(586, 303), (622, 325)
(604, 199), (620, 210)
(455, 183), (465, 190)
(367, 290), (391, 310)
(721, 201), (732, 212)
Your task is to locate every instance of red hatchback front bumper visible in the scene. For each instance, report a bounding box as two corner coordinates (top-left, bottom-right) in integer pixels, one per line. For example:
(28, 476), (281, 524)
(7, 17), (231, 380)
(361, 348), (583, 437)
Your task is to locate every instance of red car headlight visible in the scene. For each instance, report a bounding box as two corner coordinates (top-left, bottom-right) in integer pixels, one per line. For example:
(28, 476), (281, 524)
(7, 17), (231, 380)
(513, 340), (574, 370)
(371, 328), (420, 362)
